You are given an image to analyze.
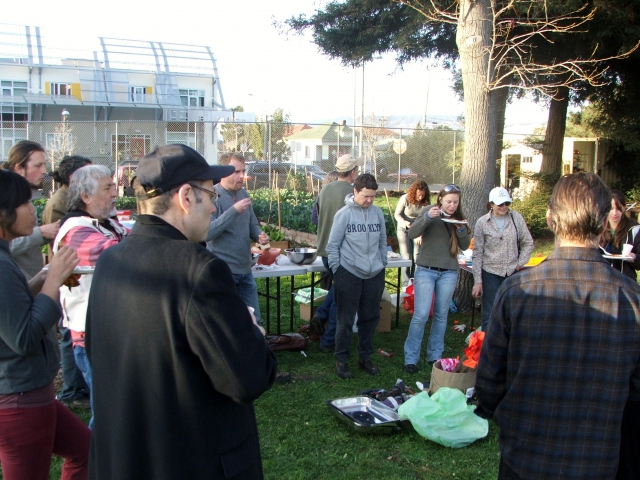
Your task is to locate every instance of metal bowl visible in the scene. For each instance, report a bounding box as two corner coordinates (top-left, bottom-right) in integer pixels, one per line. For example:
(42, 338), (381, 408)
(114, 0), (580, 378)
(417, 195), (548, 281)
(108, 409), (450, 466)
(285, 248), (318, 265)
(251, 252), (262, 267)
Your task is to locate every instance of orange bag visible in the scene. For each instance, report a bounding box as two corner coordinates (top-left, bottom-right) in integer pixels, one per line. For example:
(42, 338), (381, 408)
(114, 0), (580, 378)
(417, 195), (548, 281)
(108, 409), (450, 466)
(462, 331), (485, 369)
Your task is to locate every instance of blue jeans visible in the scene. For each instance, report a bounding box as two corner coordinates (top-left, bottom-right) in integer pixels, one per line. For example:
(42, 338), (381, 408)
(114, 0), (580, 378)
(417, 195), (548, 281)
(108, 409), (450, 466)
(397, 227), (419, 286)
(481, 269), (507, 332)
(57, 324), (89, 402)
(318, 257), (337, 348)
(73, 346), (94, 429)
(333, 266), (385, 364)
(404, 266), (458, 365)
(233, 272), (261, 324)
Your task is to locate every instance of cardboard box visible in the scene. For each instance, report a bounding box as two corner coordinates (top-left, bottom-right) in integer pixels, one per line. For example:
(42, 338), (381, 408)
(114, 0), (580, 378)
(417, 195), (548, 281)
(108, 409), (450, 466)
(376, 302), (392, 332)
(299, 303), (319, 321)
(428, 360), (476, 395)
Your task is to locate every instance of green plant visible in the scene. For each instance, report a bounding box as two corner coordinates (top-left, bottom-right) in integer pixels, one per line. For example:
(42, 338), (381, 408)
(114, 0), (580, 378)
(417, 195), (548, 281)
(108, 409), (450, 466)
(115, 197), (137, 211)
(262, 224), (285, 241)
(511, 188), (552, 238)
(33, 198), (47, 225)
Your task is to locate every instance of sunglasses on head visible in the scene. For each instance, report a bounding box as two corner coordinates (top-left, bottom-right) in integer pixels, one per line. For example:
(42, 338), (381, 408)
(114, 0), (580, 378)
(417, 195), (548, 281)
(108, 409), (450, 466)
(443, 184), (461, 193)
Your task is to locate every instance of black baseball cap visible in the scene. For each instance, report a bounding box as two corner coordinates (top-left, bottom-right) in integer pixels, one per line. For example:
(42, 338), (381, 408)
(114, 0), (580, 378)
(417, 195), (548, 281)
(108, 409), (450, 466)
(136, 144), (234, 199)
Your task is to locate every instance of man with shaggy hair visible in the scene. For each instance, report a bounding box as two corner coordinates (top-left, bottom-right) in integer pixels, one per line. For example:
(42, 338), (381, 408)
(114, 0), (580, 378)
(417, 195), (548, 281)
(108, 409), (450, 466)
(476, 172), (640, 479)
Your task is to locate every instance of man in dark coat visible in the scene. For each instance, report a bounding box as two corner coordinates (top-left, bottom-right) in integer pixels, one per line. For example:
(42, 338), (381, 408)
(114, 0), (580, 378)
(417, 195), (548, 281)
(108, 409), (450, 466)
(86, 144), (277, 480)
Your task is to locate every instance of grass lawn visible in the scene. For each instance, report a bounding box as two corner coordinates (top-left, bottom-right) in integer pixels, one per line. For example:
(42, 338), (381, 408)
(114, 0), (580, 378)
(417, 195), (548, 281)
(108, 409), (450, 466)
(44, 240), (555, 479)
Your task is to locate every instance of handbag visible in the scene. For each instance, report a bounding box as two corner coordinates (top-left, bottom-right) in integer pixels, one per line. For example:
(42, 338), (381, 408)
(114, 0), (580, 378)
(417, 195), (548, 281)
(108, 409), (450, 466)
(266, 333), (308, 352)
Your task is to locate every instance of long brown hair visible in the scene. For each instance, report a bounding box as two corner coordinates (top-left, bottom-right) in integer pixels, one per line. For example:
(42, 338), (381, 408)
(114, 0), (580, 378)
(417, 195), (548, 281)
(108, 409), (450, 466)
(601, 190), (631, 249)
(437, 185), (466, 257)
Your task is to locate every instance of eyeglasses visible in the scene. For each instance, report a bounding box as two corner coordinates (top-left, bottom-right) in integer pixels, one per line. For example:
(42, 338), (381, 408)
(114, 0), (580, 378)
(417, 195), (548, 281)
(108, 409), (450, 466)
(443, 184), (461, 193)
(495, 202), (511, 207)
(189, 184), (219, 202)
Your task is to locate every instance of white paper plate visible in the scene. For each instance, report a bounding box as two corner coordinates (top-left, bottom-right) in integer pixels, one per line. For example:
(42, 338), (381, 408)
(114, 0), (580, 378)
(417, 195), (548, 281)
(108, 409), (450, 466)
(441, 218), (469, 225)
(43, 265), (95, 274)
(602, 254), (633, 261)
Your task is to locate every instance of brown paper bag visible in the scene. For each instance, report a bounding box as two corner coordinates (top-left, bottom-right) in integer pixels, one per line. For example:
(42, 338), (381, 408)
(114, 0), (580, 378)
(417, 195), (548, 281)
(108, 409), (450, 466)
(428, 360), (476, 395)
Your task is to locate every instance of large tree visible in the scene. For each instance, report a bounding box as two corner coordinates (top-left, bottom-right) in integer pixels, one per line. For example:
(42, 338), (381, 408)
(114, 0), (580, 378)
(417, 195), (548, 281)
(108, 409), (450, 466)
(286, 0), (637, 308)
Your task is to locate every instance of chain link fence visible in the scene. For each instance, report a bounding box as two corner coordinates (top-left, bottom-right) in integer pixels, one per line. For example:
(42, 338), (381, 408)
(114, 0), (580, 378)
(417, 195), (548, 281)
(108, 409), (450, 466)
(0, 120), (464, 197)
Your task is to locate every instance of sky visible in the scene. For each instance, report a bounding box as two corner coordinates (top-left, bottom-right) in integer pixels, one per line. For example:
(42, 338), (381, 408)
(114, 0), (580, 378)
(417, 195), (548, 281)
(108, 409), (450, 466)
(2, 0), (549, 132)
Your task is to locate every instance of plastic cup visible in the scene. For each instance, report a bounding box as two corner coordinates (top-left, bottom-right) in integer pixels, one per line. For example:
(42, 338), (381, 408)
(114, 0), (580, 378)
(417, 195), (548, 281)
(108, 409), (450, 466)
(622, 244), (633, 257)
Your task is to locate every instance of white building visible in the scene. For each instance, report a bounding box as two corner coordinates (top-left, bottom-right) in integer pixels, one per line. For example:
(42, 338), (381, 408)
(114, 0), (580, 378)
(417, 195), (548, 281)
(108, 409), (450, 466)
(1, 24), (228, 164)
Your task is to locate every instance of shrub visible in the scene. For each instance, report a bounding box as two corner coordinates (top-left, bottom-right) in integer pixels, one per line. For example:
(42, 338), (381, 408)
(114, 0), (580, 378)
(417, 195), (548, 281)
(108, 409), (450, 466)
(511, 187), (552, 238)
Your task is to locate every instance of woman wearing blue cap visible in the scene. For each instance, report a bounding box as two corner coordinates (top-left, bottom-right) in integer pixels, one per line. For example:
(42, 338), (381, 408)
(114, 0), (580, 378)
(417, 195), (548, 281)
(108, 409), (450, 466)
(471, 187), (534, 332)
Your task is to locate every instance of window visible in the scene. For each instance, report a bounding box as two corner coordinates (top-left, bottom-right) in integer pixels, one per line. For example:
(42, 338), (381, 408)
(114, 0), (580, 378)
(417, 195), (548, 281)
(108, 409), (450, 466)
(304, 146), (310, 158)
(179, 89), (205, 107)
(522, 156), (533, 163)
(46, 132), (74, 151)
(112, 134), (151, 163)
(51, 83), (73, 96)
(1, 104), (29, 122)
(1, 80), (28, 97)
(129, 86), (146, 103)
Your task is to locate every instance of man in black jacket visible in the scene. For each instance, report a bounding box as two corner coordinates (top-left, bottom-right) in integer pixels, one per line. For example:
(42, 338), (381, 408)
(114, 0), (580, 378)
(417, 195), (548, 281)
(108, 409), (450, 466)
(86, 144), (277, 479)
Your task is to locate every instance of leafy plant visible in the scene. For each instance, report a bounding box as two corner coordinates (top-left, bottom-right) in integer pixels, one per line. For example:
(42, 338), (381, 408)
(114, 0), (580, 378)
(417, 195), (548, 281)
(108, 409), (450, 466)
(261, 224), (285, 241)
(511, 187), (552, 238)
(116, 197), (137, 211)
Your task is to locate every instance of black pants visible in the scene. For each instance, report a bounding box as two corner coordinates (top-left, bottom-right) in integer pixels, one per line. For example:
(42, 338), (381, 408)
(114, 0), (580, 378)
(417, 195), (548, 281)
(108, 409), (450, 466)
(333, 266), (384, 365)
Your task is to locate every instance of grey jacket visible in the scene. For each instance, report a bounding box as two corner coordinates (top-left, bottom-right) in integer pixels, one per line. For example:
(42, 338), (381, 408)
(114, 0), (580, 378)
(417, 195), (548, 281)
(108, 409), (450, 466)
(9, 189), (46, 280)
(206, 186), (263, 274)
(326, 194), (387, 279)
(0, 239), (61, 394)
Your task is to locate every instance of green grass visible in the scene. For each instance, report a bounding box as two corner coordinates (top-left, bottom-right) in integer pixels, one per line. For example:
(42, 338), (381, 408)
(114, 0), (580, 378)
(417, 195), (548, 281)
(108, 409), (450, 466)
(44, 241), (553, 479)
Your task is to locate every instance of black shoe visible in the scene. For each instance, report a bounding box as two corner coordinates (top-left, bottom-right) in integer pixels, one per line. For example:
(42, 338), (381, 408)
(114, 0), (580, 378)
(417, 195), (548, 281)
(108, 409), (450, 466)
(309, 315), (326, 336)
(61, 395), (91, 410)
(318, 343), (335, 353)
(336, 362), (352, 379)
(275, 371), (291, 383)
(427, 360), (436, 367)
(404, 364), (418, 374)
(358, 359), (379, 375)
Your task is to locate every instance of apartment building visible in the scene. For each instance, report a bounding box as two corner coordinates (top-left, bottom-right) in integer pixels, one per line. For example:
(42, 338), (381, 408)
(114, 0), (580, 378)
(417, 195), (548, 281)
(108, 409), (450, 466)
(0, 24), (227, 166)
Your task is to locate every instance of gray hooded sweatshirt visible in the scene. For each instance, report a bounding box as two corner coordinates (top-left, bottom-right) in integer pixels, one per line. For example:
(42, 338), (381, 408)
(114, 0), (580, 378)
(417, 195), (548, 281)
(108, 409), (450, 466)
(326, 193), (388, 279)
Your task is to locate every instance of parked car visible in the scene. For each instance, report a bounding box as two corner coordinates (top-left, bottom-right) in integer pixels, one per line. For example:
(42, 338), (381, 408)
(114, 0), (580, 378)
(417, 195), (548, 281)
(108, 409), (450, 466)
(363, 159), (390, 180)
(244, 161), (294, 189)
(388, 168), (426, 182)
(294, 164), (327, 183)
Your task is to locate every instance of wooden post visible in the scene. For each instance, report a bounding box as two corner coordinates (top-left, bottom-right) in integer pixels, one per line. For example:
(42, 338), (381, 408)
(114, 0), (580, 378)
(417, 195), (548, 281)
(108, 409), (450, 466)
(384, 188), (396, 231)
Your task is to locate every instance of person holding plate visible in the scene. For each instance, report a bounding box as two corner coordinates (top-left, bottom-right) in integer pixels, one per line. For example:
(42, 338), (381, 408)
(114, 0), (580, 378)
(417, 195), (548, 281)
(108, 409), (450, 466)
(0, 169), (90, 480)
(599, 190), (640, 281)
(403, 184), (470, 374)
(471, 187), (534, 332)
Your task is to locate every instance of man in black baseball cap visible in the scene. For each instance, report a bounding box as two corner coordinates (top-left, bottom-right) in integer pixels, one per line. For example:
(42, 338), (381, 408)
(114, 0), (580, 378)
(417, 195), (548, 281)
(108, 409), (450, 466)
(86, 144), (277, 479)
(136, 144), (235, 199)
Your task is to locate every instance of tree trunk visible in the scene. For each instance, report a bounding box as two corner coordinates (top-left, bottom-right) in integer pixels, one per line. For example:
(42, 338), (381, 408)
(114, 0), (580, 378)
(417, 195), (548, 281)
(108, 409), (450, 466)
(494, 87), (508, 187)
(540, 87), (569, 182)
(454, 0), (496, 311)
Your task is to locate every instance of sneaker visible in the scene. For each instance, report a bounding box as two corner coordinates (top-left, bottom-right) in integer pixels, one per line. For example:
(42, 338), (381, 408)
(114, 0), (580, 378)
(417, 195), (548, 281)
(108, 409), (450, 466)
(358, 359), (379, 375)
(335, 362), (352, 379)
(309, 315), (326, 336)
(404, 364), (418, 374)
(318, 343), (335, 353)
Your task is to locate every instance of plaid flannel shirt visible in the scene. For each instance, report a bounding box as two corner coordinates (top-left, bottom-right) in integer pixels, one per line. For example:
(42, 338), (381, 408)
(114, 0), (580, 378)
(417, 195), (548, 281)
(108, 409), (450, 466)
(475, 247), (640, 479)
